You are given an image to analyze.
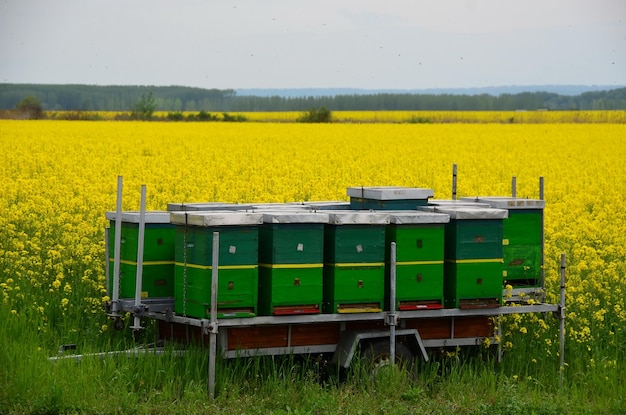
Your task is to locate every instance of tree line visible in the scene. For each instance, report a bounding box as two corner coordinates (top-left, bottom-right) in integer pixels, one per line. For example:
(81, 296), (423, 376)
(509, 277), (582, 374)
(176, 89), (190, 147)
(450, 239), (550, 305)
(1, 83), (625, 112)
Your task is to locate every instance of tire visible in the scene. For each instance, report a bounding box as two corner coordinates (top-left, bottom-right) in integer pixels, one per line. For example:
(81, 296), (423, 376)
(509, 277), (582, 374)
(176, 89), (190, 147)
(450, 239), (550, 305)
(361, 339), (415, 379)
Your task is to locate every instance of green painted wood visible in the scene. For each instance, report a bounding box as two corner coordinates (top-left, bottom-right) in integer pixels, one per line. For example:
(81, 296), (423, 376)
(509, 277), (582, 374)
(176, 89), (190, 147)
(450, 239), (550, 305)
(502, 210), (543, 285)
(323, 265), (385, 313)
(385, 224), (446, 309)
(386, 224), (445, 262)
(444, 261), (503, 308)
(258, 266), (323, 315)
(108, 222), (174, 262)
(324, 224), (386, 263)
(388, 263), (445, 309)
(109, 261), (174, 299)
(174, 225), (259, 266)
(444, 219), (503, 260)
(258, 223), (325, 264)
(174, 266), (258, 318)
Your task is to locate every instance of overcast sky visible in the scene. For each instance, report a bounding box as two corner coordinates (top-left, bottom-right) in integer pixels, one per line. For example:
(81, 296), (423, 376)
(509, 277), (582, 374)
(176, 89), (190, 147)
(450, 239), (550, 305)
(1, 0), (625, 90)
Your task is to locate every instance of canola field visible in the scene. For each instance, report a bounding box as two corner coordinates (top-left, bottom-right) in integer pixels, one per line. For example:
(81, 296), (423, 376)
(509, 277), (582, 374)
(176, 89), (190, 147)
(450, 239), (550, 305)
(0, 117), (625, 373)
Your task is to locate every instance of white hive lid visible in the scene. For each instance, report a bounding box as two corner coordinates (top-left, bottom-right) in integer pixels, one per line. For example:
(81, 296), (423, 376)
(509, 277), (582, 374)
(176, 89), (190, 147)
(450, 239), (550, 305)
(419, 206), (509, 220)
(261, 210), (330, 224)
(251, 202), (312, 210)
(387, 211), (450, 224)
(303, 201), (350, 209)
(428, 199), (491, 208)
(347, 186), (434, 200)
(327, 210), (390, 225)
(167, 202), (254, 212)
(170, 211), (264, 226)
(105, 211), (171, 223)
(460, 196), (546, 210)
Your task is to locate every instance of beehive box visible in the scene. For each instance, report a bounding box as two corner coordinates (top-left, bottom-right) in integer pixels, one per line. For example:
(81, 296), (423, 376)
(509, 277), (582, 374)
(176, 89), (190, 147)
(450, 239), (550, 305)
(422, 206), (508, 308)
(461, 197), (545, 288)
(347, 186), (434, 210)
(171, 211), (263, 318)
(258, 211), (329, 316)
(385, 211), (450, 310)
(106, 211), (175, 299)
(323, 211), (390, 313)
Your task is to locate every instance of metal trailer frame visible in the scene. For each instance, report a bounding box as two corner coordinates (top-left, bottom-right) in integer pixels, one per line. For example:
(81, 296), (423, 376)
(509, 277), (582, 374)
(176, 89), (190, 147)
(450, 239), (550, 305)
(105, 173), (566, 398)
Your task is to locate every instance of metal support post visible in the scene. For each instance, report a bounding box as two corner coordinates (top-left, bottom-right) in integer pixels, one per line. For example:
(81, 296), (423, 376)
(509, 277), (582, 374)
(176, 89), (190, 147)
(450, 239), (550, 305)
(559, 253), (566, 389)
(540, 177), (546, 293)
(208, 231), (220, 399)
(104, 227), (110, 295)
(131, 185), (147, 332)
(452, 164), (458, 200)
(111, 176), (123, 314)
(388, 242), (398, 365)
(511, 176), (517, 197)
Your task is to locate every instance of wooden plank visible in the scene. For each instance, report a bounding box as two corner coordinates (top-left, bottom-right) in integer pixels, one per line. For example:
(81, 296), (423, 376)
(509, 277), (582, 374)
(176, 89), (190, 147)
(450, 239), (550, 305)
(403, 317), (452, 339)
(454, 316), (493, 338)
(290, 323), (341, 346)
(227, 326), (288, 350)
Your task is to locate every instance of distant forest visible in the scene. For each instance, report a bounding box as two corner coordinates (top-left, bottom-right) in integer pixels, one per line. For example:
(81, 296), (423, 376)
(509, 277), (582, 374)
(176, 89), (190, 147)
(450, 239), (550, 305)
(1, 84), (626, 112)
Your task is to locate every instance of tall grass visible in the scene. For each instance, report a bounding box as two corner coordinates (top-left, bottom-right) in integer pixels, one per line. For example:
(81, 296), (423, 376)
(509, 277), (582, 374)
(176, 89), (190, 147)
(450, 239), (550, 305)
(1, 300), (623, 415)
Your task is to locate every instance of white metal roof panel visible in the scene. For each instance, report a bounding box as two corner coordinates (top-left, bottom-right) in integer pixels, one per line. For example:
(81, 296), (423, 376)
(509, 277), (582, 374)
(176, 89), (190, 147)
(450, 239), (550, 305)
(460, 197), (546, 210)
(105, 211), (171, 223)
(262, 210), (330, 224)
(419, 206), (509, 220)
(347, 186), (434, 200)
(170, 211), (264, 226)
(387, 211), (450, 224)
(327, 210), (390, 225)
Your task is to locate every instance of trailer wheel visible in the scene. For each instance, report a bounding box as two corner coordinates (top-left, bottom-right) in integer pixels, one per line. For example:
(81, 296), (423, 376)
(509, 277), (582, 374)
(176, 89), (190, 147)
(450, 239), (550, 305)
(113, 317), (125, 331)
(361, 340), (415, 379)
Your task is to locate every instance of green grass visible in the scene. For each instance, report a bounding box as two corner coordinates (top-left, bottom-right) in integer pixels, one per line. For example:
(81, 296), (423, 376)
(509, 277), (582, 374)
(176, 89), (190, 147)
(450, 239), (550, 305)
(1, 300), (624, 415)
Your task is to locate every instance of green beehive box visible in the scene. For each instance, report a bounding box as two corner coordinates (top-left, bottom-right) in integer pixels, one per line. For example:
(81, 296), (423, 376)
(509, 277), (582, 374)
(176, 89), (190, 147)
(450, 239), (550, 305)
(114, 262), (174, 299)
(347, 186), (433, 210)
(106, 211), (175, 299)
(444, 261), (504, 308)
(444, 218), (504, 260)
(171, 211), (263, 318)
(461, 197), (545, 288)
(385, 211), (449, 310)
(258, 211), (329, 316)
(323, 211), (389, 313)
(422, 206), (508, 308)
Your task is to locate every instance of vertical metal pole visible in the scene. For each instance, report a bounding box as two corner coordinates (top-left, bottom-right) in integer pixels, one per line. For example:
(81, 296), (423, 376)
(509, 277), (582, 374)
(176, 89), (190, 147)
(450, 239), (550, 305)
(540, 177), (546, 292)
(496, 319), (503, 363)
(208, 231), (219, 399)
(111, 176), (123, 314)
(131, 185), (147, 331)
(452, 164), (457, 200)
(390, 242), (397, 365)
(559, 253), (566, 389)
(511, 176), (517, 198)
(105, 227), (110, 295)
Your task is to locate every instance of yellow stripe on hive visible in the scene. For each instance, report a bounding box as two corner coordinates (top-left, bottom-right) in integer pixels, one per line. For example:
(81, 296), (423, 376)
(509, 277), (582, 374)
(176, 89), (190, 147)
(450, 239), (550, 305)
(326, 262), (385, 267)
(174, 262), (257, 270)
(395, 260), (444, 266)
(258, 263), (323, 269)
(444, 258), (504, 264)
(110, 259), (175, 266)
